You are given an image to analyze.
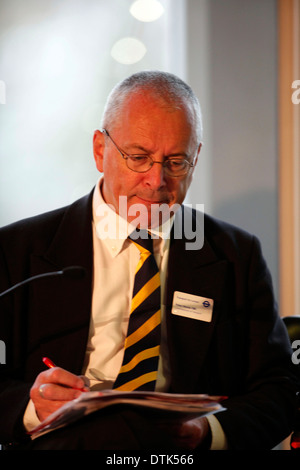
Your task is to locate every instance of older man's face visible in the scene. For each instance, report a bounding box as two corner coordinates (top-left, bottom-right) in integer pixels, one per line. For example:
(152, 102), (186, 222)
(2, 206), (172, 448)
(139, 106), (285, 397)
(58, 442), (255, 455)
(93, 92), (201, 228)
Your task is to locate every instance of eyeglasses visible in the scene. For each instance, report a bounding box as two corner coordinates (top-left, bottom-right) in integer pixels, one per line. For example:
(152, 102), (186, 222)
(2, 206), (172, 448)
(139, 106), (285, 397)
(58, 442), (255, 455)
(101, 128), (196, 177)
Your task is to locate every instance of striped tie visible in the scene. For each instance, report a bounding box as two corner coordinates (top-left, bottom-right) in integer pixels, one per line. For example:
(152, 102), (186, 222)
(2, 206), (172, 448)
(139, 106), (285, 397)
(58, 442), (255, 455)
(113, 230), (161, 391)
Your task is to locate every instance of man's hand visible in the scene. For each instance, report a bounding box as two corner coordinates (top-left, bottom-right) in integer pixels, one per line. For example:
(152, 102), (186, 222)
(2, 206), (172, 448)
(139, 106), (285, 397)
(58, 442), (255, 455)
(159, 416), (212, 450)
(30, 367), (89, 422)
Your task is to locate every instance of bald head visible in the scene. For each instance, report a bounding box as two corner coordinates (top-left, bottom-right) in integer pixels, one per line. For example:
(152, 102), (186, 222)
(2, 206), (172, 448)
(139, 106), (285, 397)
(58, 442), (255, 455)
(100, 71), (203, 144)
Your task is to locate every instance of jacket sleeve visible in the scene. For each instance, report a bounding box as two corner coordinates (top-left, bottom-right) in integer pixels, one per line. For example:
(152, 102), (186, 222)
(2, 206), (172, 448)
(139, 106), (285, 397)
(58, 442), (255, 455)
(215, 235), (299, 449)
(0, 241), (33, 444)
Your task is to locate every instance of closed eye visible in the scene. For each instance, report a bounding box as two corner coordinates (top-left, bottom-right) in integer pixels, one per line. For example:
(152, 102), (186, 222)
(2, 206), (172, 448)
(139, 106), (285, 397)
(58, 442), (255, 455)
(167, 159), (187, 168)
(128, 155), (150, 162)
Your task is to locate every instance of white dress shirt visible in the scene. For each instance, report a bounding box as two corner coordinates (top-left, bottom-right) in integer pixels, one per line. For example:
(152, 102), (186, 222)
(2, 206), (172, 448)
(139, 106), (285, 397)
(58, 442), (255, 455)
(82, 178), (172, 391)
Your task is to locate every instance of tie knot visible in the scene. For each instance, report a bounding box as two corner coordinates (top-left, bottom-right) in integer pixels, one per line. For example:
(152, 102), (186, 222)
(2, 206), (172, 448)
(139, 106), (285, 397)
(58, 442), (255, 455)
(129, 229), (154, 253)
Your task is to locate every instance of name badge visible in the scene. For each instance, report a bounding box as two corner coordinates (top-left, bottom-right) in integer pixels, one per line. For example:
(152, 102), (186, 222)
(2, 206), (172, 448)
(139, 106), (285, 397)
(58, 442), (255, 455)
(172, 291), (214, 322)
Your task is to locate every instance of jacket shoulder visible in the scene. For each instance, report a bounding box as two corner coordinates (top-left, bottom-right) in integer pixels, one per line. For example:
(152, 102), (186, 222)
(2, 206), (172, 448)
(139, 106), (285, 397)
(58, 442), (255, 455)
(199, 210), (261, 260)
(0, 191), (93, 253)
(203, 212), (255, 242)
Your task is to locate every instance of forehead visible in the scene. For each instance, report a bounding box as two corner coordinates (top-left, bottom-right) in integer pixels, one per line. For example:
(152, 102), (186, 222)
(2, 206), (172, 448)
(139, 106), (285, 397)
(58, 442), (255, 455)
(112, 92), (197, 147)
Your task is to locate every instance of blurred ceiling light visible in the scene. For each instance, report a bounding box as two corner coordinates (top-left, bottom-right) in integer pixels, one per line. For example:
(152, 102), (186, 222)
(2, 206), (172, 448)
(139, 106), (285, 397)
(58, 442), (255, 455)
(111, 37), (146, 64)
(130, 0), (164, 22)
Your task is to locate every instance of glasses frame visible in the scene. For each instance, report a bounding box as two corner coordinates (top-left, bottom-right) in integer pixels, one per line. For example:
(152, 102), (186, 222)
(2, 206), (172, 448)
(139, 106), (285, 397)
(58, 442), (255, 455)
(101, 128), (196, 178)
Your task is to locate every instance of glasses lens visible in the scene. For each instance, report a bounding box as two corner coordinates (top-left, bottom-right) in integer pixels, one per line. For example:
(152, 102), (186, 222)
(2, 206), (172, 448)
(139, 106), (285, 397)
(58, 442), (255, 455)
(126, 155), (191, 176)
(127, 155), (152, 172)
(165, 160), (188, 176)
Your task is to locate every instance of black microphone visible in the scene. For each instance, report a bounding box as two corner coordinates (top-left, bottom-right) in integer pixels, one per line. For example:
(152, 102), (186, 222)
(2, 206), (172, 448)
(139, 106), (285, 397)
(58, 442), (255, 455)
(0, 266), (86, 299)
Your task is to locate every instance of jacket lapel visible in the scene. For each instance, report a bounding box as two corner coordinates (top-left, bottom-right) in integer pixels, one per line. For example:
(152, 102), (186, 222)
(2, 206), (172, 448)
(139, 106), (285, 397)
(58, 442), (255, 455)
(165, 214), (231, 393)
(28, 191), (94, 375)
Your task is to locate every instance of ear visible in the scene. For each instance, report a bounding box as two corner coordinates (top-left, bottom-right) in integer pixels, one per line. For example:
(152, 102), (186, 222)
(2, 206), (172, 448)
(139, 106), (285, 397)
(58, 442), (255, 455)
(93, 130), (105, 173)
(193, 142), (202, 167)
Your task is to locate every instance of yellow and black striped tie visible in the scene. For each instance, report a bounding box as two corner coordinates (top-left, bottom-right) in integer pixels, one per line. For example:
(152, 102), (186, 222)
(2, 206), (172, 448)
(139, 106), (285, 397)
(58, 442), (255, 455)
(113, 231), (161, 391)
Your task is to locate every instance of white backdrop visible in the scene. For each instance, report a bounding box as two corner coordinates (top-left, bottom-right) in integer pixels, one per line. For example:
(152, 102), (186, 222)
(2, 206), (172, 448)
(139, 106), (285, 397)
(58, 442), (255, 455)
(0, 0), (187, 225)
(0, 0), (280, 298)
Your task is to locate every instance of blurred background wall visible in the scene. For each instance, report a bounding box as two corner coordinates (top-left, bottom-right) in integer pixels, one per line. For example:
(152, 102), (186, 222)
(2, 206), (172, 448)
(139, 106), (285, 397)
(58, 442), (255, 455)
(0, 0), (294, 307)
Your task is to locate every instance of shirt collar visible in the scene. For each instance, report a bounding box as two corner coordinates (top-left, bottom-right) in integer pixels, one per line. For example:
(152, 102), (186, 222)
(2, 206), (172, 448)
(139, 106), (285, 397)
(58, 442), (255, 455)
(93, 178), (174, 258)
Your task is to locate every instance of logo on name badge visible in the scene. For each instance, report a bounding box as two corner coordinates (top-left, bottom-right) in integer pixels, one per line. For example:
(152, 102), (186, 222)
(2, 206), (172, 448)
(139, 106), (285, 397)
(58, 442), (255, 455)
(172, 291), (214, 322)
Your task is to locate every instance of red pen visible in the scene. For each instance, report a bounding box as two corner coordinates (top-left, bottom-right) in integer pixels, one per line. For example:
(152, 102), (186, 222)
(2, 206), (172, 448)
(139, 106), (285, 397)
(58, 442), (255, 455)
(42, 357), (87, 392)
(42, 357), (56, 368)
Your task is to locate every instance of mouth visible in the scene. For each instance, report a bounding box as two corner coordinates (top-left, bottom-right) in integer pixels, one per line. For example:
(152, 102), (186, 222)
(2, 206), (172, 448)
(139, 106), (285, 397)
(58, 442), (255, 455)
(135, 195), (170, 205)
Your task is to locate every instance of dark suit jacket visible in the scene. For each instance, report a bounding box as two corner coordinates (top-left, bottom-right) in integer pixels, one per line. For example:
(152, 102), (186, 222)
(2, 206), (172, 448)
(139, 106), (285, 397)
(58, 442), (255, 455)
(0, 190), (298, 449)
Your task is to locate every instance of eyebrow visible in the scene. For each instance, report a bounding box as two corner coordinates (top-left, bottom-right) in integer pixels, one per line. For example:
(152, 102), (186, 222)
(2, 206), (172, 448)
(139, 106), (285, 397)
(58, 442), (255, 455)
(123, 143), (149, 153)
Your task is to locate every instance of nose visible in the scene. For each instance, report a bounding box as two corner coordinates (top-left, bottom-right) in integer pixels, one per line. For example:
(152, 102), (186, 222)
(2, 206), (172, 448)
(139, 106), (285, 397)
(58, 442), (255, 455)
(143, 161), (167, 190)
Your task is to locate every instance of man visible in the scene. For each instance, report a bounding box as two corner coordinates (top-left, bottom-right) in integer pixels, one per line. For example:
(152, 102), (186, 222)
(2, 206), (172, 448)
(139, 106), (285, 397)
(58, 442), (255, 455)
(0, 71), (298, 450)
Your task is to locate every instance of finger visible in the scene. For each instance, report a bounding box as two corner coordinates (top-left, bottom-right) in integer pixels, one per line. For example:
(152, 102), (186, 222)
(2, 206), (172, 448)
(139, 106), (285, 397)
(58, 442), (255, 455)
(38, 382), (83, 402)
(42, 367), (87, 391)
(30, 368), (87, 405)
(79, 375), (91, 389)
